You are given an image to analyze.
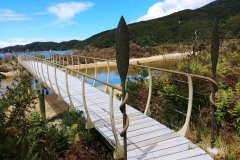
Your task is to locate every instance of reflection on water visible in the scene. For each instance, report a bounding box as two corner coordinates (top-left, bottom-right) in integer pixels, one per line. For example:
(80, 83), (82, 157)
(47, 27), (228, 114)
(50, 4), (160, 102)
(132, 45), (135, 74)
(73, 60), (176, 86)
(0, 60), (177, 94)
(0, 77), (14, 96)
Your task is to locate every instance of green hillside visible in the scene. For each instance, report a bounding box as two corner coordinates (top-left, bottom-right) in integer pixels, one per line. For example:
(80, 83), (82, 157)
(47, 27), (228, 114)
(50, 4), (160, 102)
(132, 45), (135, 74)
(1, 0), (240, 52)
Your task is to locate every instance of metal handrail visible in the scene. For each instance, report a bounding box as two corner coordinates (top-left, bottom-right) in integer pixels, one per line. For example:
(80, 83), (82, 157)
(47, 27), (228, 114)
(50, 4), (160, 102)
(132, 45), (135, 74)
(48, 53), (218, 145)
(144, 68), (152, 116)
(18, 52), (218, 157)
(110, 87), (124, 159)
(40, 59), (48, 88)
(53, 61), (63, 101)
(18, 54), (126, 159)
(48, 55), (122, 91)
(65, 68), (75, 111)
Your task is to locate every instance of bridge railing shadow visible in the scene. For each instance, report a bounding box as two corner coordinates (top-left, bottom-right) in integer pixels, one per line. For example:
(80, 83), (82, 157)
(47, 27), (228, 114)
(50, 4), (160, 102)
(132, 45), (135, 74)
(18, 53), (218, 158)
(48, 53), (218, 143)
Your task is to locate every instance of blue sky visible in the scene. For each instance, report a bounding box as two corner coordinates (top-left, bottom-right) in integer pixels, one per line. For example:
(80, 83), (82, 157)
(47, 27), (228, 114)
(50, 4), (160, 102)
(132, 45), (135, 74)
(0, 0), (214, 48)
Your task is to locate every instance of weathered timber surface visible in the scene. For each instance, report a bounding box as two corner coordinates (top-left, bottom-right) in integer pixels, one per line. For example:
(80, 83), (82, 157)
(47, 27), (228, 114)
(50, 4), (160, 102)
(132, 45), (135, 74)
(20, 60), (213, 160)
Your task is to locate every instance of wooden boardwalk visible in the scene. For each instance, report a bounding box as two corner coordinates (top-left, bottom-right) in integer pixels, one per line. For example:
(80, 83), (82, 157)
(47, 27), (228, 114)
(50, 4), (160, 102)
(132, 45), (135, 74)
(20, 60), (213, 160)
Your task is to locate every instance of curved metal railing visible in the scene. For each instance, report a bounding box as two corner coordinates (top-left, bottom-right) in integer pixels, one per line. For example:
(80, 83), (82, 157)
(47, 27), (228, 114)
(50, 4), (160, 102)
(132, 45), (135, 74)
(18, 53), (218, 158)
(18, 54), (128, 159)
(47, 53), (218, 145)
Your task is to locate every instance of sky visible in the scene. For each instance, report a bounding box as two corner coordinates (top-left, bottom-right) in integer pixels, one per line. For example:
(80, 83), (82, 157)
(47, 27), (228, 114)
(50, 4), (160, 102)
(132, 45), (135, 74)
(0, 0), (215, 48)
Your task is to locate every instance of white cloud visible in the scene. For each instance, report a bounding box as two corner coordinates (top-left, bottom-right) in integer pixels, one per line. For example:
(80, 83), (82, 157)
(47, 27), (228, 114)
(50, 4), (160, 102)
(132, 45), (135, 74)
(0, 37), (85, 48)
(0, 41), (31, 48)
(131, 0), (215, 23)
(0, 9), (32, 22)
(48, 2), (94, 21)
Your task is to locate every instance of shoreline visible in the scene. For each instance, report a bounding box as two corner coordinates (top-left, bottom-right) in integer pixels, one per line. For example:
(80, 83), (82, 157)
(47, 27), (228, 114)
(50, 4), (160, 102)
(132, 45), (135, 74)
(97, 84), (122, 97)
(0, 71), (15, 77)
(67, 52), (188, 70)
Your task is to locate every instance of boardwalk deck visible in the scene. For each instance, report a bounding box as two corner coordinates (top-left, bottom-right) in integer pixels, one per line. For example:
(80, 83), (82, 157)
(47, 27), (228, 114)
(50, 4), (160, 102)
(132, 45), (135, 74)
(20, 60), (213, 160)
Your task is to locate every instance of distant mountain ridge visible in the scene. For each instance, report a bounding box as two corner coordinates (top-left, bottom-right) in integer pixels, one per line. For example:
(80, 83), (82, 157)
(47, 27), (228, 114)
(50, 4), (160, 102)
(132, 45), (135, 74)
(1, 0), (240, 53)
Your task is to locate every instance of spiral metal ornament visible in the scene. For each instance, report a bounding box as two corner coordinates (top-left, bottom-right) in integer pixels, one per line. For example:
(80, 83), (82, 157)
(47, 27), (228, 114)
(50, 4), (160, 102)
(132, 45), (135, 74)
(120, 92), (129, 137)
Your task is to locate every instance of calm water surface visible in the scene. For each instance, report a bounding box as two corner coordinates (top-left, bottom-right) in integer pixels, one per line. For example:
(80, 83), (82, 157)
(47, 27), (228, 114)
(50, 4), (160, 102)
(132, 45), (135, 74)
(76, 60), (177, 86)
(1, 51), (177, 91)
(0, 77), (13, 96)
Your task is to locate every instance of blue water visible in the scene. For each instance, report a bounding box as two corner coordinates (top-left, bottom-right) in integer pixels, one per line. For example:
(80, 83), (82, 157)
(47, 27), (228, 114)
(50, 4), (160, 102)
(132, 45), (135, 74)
(25, 50), (73, 57)
(76, 60), (175, 87)
(1, 51), (176, 91)
(0, 53), (18, 58)
(85, 70), (122, 86)
(0, 50), (73, 59)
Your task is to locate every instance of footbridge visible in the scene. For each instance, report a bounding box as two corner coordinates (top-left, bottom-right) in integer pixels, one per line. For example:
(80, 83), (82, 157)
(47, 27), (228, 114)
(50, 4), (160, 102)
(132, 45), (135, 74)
(17, 17), (219, 159)
(18, 51), (217, 160)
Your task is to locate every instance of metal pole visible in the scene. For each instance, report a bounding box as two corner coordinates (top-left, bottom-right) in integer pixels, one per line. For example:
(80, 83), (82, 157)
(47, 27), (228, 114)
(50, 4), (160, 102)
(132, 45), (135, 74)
(115, 16), (130, 160)
(36, 84), (46, 119)
(210, 18), (219, 149)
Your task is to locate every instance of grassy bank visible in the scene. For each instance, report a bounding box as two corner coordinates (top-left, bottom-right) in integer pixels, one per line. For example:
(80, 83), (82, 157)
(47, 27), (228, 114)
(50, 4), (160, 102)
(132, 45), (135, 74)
(123, 48), (240, 159)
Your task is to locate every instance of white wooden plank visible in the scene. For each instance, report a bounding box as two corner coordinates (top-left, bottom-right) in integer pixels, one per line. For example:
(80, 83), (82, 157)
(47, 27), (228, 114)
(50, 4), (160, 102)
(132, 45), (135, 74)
(182, 154), (213, 160)
(97, 117), (160, 138)
(128, 142), (198, 160)
(153, 148), (208, 160)
(109, 123), (169, 140)
(127, 137), (189, 157)
(22, 61), (213, 160)
(127, 132), (180, 151)
(120, 129), (175, 146)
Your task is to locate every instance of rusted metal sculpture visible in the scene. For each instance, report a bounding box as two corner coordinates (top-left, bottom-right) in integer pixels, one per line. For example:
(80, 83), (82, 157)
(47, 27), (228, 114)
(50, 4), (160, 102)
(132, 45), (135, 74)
(210, 18), (219, 149)
(193, 30), (199, 57)
(115, 16), (130, 160)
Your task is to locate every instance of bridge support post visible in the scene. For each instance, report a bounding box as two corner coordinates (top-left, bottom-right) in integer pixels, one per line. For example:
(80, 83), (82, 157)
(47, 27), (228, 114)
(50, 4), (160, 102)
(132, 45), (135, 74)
(20, 67), (32, 94)
(35, 83), (46, 119)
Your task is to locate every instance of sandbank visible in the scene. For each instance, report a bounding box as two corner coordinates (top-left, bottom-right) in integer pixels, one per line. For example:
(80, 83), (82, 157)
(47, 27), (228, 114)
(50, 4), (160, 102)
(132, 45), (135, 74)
(97, 84), (122, 97)
(0, 71), (15, 77)
(67, 52), (188, 70)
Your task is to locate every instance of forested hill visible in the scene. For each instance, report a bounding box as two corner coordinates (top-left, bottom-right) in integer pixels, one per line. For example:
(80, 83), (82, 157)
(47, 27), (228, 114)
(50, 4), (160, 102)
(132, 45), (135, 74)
(1, 0), (240, 53)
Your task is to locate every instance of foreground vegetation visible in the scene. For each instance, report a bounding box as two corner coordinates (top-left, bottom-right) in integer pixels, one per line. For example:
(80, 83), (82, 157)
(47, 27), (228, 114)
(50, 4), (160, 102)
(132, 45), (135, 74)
(0, 73), (112, 159)
(1, 37), (240, 159)
(1, 0), (240, 52)
(0, 54), (17, 72)
(123, 45), (240, 159)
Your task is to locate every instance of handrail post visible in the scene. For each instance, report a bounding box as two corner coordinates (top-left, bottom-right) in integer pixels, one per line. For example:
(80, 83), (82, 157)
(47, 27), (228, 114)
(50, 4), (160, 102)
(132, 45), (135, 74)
(62, 55), (65, 66)
(38, 58), (44, 83)
(36, 58), (43, 83)
(81, 75), (94, 129)
(66, 55), (69, 67)
(144, 68), (152, 116)
(77, 56), (80, 78)
(28, 56), (33, 75)
(59, 54), (61, 68)
(33, 57), (39, 79)
(105, 60), (110, 93)
(177, 75), (193, 137)
(41, 59), (48, 88)
(54, 63), (63, 101)
(84, 57), (88, 82)
(71, 55), (74, 75)
(93, 58), (97, 87)
(65, 68), (76, 111)
(109, 87), (124, 159)
(46, 61), (54, 92)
